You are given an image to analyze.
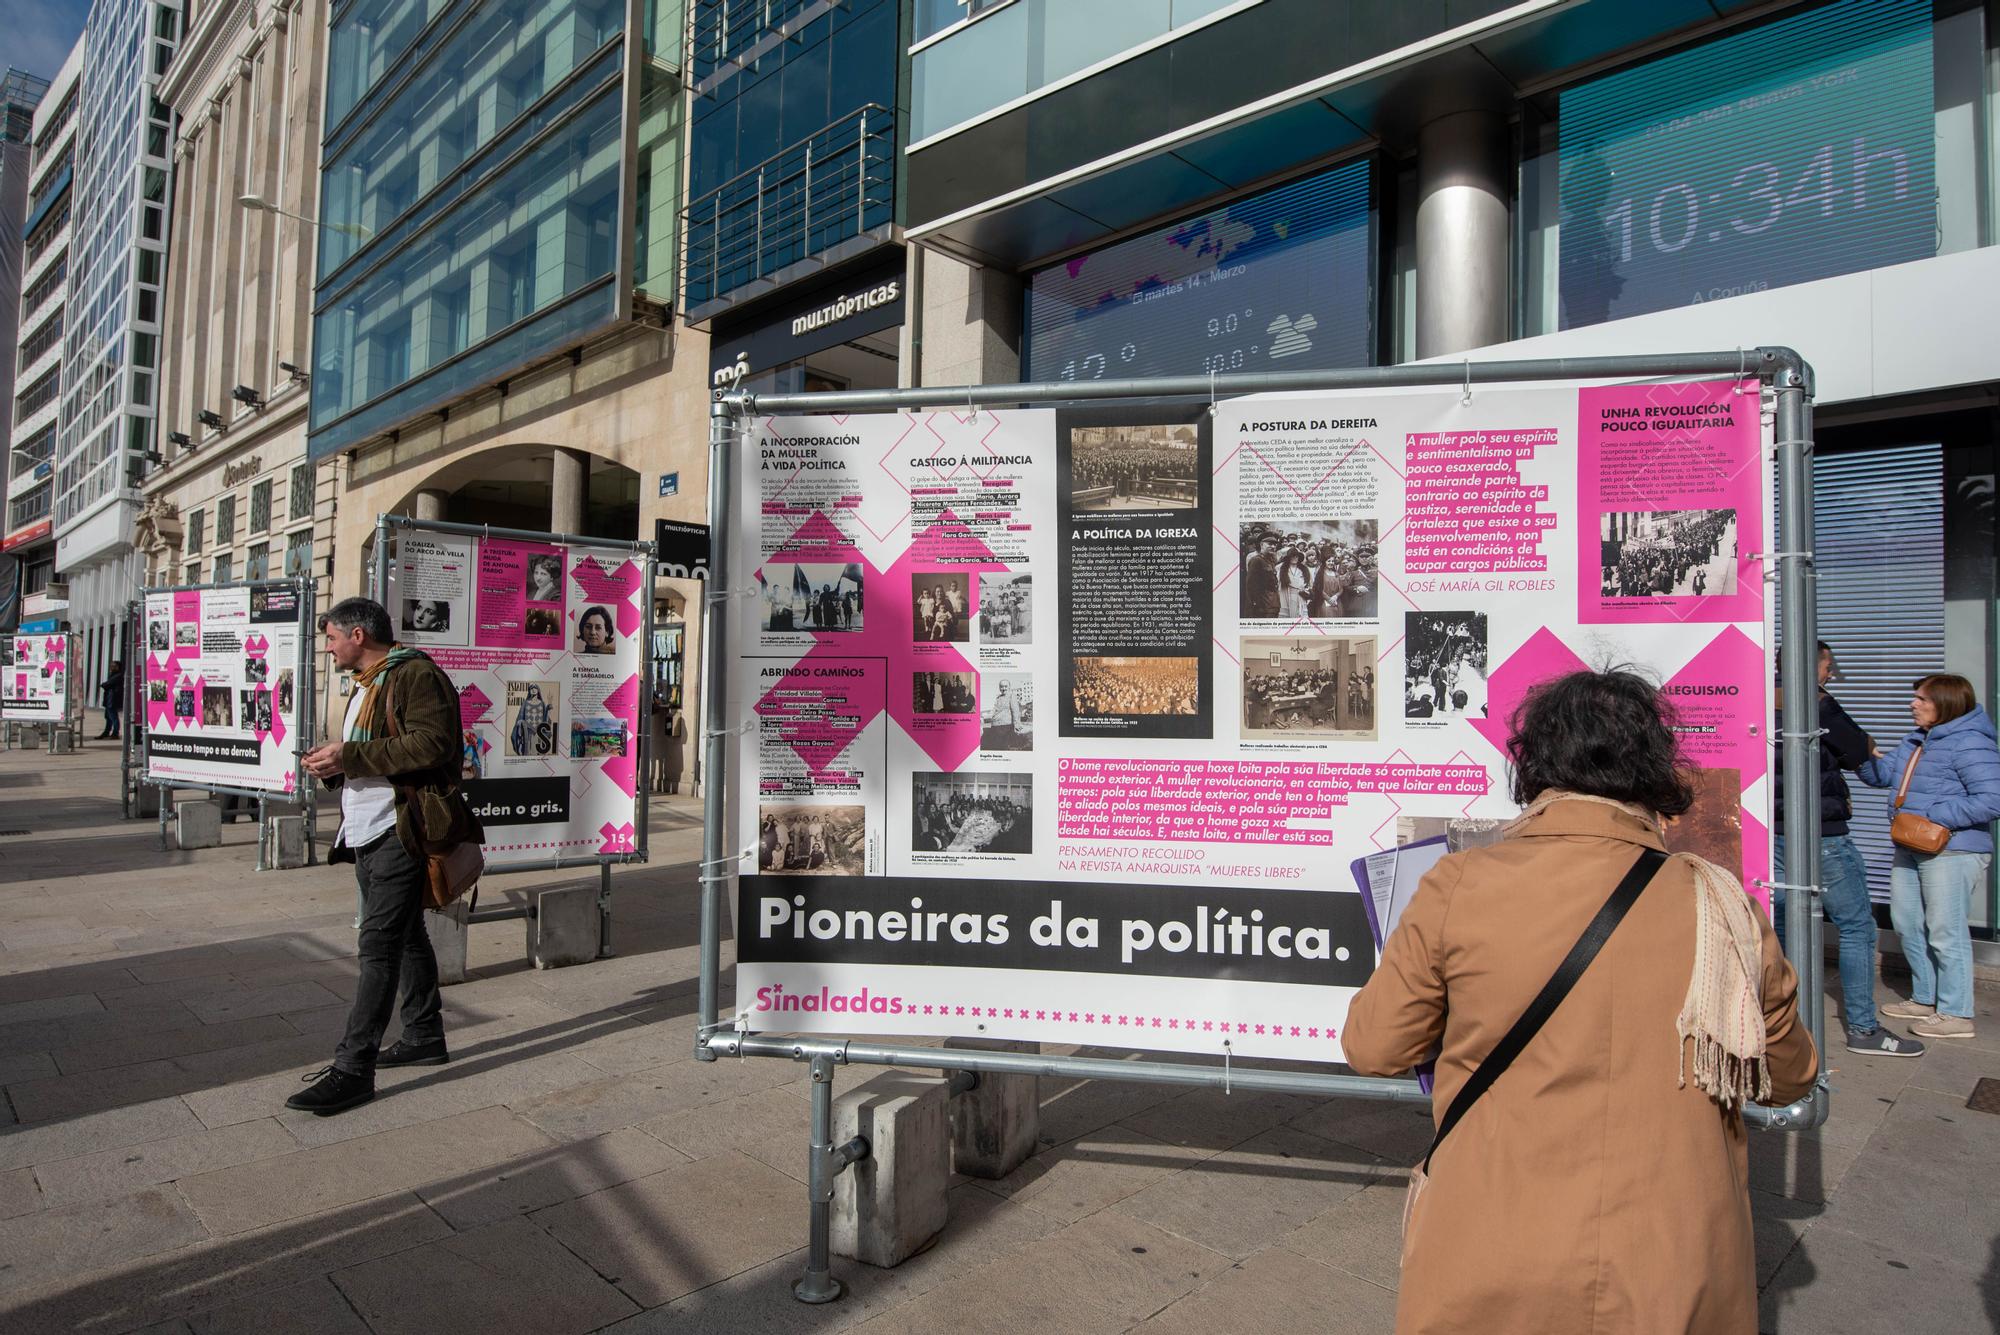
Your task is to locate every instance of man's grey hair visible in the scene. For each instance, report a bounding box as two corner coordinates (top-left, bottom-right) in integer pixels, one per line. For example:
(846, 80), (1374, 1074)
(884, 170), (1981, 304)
(318, 597), (393, 646)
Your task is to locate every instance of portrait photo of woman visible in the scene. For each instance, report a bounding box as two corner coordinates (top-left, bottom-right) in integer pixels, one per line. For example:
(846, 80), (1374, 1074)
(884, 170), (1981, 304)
(576, 605), (617, 655)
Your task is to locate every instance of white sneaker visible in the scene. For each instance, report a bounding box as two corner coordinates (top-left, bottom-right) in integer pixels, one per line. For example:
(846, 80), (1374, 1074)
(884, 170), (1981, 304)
(1880, 998), (1935, 1020)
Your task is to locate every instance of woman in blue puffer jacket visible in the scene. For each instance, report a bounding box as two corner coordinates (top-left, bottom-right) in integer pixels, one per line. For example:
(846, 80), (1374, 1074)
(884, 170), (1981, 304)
(1859, 674), (2000, 1041)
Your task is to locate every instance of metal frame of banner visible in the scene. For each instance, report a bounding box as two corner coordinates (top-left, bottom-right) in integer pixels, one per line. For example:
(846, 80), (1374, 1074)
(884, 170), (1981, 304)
(137, 577), (321, 871)
(370, 514), (656, 956)
(695, 347), (1827, 1304)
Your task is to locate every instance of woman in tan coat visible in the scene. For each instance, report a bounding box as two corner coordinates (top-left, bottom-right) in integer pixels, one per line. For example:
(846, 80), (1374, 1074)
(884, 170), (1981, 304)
(1343, 668), (1819, 1334)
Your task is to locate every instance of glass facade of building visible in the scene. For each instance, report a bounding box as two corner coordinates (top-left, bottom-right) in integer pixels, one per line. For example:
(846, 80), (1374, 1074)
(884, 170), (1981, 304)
(54, 0), (177, 536)
(310, 0), (685, 461)
(683, 0), (898, 314)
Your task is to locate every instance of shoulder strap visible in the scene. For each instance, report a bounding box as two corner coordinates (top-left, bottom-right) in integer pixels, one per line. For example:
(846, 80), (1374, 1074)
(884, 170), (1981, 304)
(1420, 845), (1668, 1172)
(1893, 745), (1922, 811)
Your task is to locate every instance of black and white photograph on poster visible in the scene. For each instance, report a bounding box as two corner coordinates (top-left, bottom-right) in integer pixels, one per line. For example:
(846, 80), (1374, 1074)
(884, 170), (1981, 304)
(175, 622), (198, 647)
(912, 573), (971, 643)
(1403, 612), (1489, 720)
(524, 607), (560, 636)
(568, 716), (627, 758)
(1240, 637), (1378, 739)
(276, 669), (295, 713)
(911, 670), (976, 715)
(238, 688), (255, 721)
(174, 686), (195, 717)
(244, 655), (269, 683)
(980, 674), (1033, 751)
(201, 686), (233, 728)
(505, 680), (560, 757)
(574, 605), (619, 656)
(978, 572), (1031, 642)
(1664, 767), (1744, 872)
(1238, 520), (1379, 620)
(912, 771), (1032, 854)
(1071, 656), (1199, 718)
(1068, 423), (1200, 511)
(255, 693), (273, 732)
(759, 803), (866, 875)
(1598, 509), (1738, 597)
(148, 619), (169, 651)
(526, 554), (564, 604)
(148, 680), (168, 703)
(402, 598), (451, 635)
(759, 561), (863, 632)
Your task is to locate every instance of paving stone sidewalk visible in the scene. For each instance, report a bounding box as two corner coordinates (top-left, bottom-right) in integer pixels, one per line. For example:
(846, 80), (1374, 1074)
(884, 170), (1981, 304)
(1, 737), (1997, 1334)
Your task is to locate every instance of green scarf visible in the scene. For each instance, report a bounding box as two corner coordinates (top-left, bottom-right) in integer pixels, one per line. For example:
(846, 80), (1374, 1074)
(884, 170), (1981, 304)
(348, 645), (421, 743)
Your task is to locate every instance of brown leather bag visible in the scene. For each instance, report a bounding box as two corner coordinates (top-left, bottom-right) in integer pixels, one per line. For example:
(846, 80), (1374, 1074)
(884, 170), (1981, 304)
(383, 677), (486, 909)
(1889, 746), (1952, 854)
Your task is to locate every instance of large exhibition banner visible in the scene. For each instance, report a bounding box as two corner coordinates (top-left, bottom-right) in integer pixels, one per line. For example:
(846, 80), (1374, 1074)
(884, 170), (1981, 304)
(729, 381), (1774, 1062)
(391, 527), (646, 868)
(142, 584), (305, 794)
(2, 633), (74, 722)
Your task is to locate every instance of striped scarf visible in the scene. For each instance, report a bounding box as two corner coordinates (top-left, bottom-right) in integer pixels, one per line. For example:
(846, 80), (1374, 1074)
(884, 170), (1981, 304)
(347, 646), (420, 743)
(1504, 790), (1771, 1109)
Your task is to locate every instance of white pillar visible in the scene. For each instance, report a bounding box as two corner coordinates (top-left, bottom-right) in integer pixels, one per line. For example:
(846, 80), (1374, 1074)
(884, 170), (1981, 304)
(550, 448), (587, 535)
(1416, 109), (1511, 359)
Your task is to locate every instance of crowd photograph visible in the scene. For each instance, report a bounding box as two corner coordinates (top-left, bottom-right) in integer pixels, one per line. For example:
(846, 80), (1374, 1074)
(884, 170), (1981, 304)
(1599, 508), (1738, 597)
(758, 803), (867, 875)
(913, 572), (972, 642)
(1403, 611), (1489, 719)
(1240, 637), (1377, 738)
(1068, 423), (1200, 511)
(978, 572), (1032, 642)
(1239, 519), (1380, 620)
(980, 674), (1034, 750)
(912, 670), (977, 715)
(200, 685), (234, 728)
(760, 561), (864, 632)
(1071, 655), (1199, 716)
(912, 772), (1033, 854)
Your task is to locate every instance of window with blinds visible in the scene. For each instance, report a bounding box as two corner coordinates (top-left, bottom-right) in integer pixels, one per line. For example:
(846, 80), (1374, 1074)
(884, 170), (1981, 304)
(1779, 444), (1946, 900)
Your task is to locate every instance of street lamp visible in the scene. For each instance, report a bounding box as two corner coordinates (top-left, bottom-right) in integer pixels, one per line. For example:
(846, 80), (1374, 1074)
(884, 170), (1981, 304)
(238, 194), (374, 241)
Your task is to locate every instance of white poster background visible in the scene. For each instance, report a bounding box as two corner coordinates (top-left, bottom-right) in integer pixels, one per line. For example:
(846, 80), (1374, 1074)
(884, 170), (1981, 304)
(141, 585), (304, 794)
(729, 383), (1777, 1062)
(2, 633), (74, 721)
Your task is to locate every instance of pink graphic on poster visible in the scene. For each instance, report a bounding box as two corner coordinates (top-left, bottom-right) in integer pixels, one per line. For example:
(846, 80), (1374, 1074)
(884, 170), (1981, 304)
(475, 540), (566, 649)
(1578, 379), (1763, 625)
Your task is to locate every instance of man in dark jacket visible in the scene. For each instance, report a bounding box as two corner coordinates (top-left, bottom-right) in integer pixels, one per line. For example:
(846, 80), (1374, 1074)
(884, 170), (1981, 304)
(1774, 641), (1922, 1057)
(97, 660), (124, 738)
(1243, 533), (1282, 619)
(294, 598), (483, 1114)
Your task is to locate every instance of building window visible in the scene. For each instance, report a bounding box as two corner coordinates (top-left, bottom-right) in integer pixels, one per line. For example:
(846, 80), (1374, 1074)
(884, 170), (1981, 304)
(250, 479), (272, 532)
(246, 542), (270, 581)
(186, 508), (204, 553)
(284, 528), (314, 578)
(212, 553), (233, 583)
(215, 495), (236, 544)
(289, 463), (313, 520)
(184, 562), (201, 585)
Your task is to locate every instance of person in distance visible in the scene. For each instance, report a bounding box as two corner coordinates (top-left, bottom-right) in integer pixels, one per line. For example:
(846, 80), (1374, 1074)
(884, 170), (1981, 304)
(1857, 673), (2000, 1042)
(1343, 668), (1818, 1335)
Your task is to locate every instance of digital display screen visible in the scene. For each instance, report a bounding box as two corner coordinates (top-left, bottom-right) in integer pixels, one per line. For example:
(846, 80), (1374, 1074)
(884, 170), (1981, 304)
(1024, 159), (1373, 382)
(1558, 0), (1934, 328)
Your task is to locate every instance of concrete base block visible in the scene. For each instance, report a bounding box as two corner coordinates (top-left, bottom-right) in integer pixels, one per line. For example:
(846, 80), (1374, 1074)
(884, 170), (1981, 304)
(943, 1037), (1041, 1179)
(130, 784), (161, 818)
(175, 799), (222, 850)
(427, 901), (471, 986)
(49, 726), (75, 754)
(530, 885), (599, 970)
(262, 816), (307, 869)
(832, 1072), (951, 1267)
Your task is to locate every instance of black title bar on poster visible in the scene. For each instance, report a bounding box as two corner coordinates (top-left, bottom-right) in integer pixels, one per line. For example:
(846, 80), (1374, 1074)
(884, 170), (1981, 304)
(737, 875), (1373, 987)
(653, 519), (710, 580)
(146, 733), (263, 766)
(465, 776), (571, 825)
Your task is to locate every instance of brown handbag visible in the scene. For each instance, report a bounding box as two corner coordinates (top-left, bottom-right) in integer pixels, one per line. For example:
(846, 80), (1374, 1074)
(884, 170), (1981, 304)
(1889, 746), (1952, 854)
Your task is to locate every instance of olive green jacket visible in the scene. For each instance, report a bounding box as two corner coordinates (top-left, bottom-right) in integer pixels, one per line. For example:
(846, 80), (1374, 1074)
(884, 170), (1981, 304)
(327, 651), (483, 862)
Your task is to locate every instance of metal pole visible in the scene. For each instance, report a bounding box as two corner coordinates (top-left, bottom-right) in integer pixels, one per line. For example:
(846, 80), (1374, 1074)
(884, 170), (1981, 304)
(794, 1053), (843, 1304)
(301, 577), (320, 865)
(158, 781), (171, 851)
(853, 112), (866, 231)
(695, 399), (735, 1062)
(596, 862), (614, 959)
(255, 797), (269, 872)
(372, 513), (391, 605)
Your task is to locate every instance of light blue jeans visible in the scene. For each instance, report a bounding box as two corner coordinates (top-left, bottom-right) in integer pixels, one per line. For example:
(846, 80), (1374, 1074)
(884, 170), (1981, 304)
(1773, 834), (1880, 1035)
(1888, 848), (1990, 1020)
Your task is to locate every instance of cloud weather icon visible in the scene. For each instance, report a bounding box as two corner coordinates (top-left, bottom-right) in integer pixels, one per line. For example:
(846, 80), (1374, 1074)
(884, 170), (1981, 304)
(1266, 312), (1318, 359)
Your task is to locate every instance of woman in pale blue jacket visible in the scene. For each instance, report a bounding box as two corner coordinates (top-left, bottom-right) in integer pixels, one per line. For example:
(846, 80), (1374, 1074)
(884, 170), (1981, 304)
(1859, 674), (2000, 1040)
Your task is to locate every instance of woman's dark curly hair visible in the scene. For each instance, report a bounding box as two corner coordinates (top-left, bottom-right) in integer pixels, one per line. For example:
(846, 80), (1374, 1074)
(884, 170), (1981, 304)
(1506, 667), (1694, 817)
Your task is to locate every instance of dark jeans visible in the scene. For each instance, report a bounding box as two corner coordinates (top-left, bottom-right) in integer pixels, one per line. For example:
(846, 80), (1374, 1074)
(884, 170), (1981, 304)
(334, 831), (443, 1077)
(102, 707), (120, 736)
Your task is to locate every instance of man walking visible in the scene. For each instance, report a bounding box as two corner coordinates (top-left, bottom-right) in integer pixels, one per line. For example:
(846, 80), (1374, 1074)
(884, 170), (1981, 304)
(292, 598), (483, 1114)
(1774, 640), (1922, 1057)
(97, 660), (124, 739)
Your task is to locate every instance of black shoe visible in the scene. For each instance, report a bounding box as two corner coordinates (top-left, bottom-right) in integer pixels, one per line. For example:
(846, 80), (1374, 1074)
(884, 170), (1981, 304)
(1844, 1025), (1925, 1058)
(378, 1037), (449, 1068)
(284, 1065), (376, 1115)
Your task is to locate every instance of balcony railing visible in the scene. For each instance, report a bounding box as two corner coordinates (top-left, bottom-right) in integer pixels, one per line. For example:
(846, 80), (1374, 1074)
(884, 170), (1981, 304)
(682, 102), (895, 312)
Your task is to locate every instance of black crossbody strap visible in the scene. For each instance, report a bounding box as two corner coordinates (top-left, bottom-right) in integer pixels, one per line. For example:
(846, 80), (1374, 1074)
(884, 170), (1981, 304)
(1421, 846), (1668, 1172)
